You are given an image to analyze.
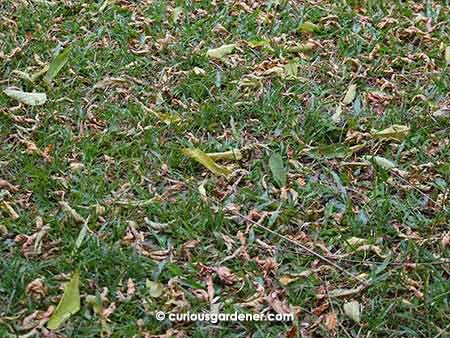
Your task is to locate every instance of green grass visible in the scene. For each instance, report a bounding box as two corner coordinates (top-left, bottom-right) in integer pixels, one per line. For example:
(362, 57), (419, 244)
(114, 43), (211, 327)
(1, 0), (449, 337)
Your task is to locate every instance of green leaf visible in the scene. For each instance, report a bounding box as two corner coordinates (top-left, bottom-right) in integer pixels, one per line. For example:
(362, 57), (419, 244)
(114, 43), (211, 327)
(269, 153), (287, 188)
(206, 44), (235, 59)
(445, 46), (450, 65)
(45, 47), (71, 83)
(308, 144), (352, 159)
(298, 21), (319, 33)
(3, 88), (47, 106)
(343, 84), (357, 105)
(146, 279), (164, 298)
(75, 216), (90, 249)
(47, 271), (80, 330)
(283, 62), (299, 78)
(182, 148), (232, 176)
(373, 124), (410, 141)
(365, 155), (396, 170)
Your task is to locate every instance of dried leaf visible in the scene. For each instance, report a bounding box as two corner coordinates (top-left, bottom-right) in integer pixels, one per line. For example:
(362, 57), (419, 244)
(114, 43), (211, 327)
(373, 124), (410, 141)
(343, 301), (361, 323)
(279, 275), (299, 286)
(206, 44), (235, 59)
(59, 201), (85, 224)
(269, 153), (287, 188)
(343, 84), (357, 105)
(182, 148), (232, 176)
(47, 271), (80, 330)
(325, 312), (337, 330)
(45, 47), (71, 82)
(328, 284), (366, 298)
(3, 88), (47, 106)
(346, 237), (369, 247)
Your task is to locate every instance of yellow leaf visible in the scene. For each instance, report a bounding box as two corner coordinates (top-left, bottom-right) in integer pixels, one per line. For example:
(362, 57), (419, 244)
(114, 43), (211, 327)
(206, 44), (235, 59)
(373, 124), (410, 141)
(182, 148), (232, 176)
(47, 271), (80, 330)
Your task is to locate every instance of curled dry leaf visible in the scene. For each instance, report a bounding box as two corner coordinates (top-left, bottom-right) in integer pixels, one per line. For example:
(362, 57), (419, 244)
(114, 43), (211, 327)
(59, 201), (85, 224)
(22, 306), (54, 331)
(190, 288), (209, 302)
(0, 179), (19, 192)
(26, 278), (48, 299)
(127, 278), (136, 298)
(214, 266), (237, 285)
(2, 201), (19, 220)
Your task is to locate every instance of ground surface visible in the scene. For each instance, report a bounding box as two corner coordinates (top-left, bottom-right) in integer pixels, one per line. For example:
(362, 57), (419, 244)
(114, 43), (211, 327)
(1, 1), (449, 337)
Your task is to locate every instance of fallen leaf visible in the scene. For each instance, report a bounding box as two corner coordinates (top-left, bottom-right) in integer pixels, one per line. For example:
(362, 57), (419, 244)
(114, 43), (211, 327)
(206, 44), (235, 59)
(26, 278), (48, 299)
(75, 216), (90, 249)
(146, 279), (164, 298)
(328, 283), (367, 298)
(343, 84), (357, 105)
(45, 47), (71, 82)
(373, 124), (410, 141)
(364, 155), (397, 170)
(214, 266), (236, 285)
(127, 278), (136, 298)
(182, 148), (232, 176)
(269, 153), (287, 188)
(279, 275), (299, 286)
(324, 312), (337, 330)
(346, 237), (369, 247)
(299, 21), (319, 33)
(2, 201), (19, 220)
(343, 301), (361, 323)
(207, 149), (243, 161)
(0, 179), (19, 192)
(3, 88), (47, 106)
(47, 271), (80, 330)
(59, 201), (85, 224)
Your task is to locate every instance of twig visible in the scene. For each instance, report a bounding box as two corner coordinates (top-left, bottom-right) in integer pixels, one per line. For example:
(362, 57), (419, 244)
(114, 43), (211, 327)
(235, 212), (367, 284)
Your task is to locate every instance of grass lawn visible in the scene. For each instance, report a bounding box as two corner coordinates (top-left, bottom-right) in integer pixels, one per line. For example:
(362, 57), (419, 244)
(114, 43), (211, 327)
(1, 0), (449, 337)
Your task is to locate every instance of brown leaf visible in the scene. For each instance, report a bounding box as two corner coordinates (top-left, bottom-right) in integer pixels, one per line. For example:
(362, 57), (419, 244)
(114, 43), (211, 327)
(313, 303), (329, 316)
(0, 179), (19, 192)
(26, 278), (48, 299)
(127, 278), (136, 298)
(324, 312), (337, 331)
(214, 266), (237, 285)
(266, 291), (291, 315)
